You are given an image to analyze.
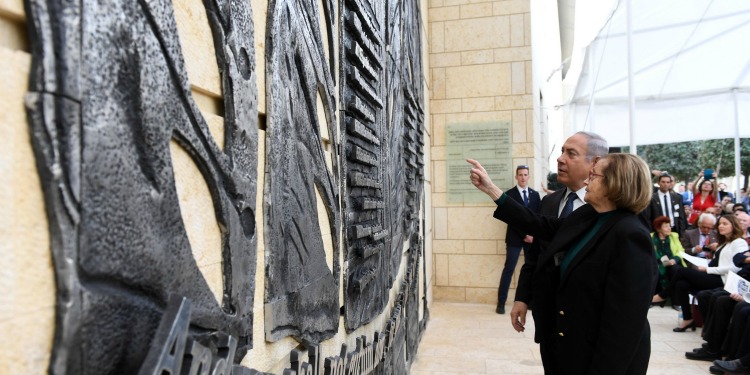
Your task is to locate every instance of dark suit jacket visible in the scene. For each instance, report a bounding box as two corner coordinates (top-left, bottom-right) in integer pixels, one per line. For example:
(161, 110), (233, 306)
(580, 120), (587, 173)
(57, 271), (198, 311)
(648, 191), (688, 235)
(514, 188), (566, 305)
(505, 186), (541, 246)
(495, 195), (656, 375)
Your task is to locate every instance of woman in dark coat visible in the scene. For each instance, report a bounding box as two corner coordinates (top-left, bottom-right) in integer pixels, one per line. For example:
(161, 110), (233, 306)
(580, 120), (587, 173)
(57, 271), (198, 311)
(468, 153), (657, 375)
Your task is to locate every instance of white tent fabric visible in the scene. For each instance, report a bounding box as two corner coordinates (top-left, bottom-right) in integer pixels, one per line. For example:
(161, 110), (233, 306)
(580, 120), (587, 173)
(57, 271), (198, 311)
(568, 0), (750, 147)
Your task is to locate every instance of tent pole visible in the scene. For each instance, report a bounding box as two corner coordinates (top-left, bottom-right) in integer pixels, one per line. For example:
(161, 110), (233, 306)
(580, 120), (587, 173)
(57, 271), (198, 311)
(585, 44), (596, 133)
(626, 0), (636, 154)
(734, 89), (741, 202)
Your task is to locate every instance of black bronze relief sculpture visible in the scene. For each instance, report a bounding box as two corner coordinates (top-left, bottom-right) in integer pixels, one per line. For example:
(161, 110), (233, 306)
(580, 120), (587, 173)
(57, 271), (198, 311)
(25, 0), (426, 369)
(25, 0), (258, 372)
(264, 0), (341, 343)
(340, 0), (425, 332)
(340, 0), (392, 331)
(404, 234), (422, 365)
(399, 0), (425, 241)
(383, 0), (407, 287)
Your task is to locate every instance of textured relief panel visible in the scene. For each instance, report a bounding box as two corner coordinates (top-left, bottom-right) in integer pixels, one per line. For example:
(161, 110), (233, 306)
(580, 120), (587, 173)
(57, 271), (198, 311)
(341, 0), (425, 332)
(340, 0), (390, 332)
(383, 0), (406, 290)
(405, 234), (422, 364)
(395, 0), (425, 243)
(264, 0), (341, 343)
(386, 0), (425, 284)
(25, 0), (258, 372)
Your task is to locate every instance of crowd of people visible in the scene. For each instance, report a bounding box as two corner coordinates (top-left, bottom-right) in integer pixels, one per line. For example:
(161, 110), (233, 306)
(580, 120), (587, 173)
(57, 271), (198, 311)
(468, 130), (750, 374)
(641, 170), (750, 374)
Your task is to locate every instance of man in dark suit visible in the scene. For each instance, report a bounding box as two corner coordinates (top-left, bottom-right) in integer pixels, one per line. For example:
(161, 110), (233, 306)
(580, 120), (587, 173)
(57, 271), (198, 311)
(648, 173), (688, 236)
(497, 165), (541, 314)
(510, 131), (610, 372)
(680, 213), (719, 258)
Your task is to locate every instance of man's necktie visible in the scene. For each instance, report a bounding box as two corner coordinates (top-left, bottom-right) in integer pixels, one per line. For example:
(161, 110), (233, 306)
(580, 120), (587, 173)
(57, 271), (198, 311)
(560, 192), (577, 218)
(663, 194), (673, 226)
(523, 190), (529, 207)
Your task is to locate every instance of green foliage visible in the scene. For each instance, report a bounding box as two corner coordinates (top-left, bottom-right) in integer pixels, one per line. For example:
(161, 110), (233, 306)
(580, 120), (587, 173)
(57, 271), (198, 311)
(624, 138), (750, 188)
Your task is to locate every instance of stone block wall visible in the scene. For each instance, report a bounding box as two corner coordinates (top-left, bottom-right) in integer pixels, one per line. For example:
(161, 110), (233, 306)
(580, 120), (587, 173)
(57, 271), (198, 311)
(428, 0), (537, 304)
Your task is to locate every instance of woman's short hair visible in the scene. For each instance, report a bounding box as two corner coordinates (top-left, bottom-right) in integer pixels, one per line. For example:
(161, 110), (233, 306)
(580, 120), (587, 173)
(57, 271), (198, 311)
(652, 216), (671, 232)
(717, 214), (744, 244)
(600, 153), (653, 214)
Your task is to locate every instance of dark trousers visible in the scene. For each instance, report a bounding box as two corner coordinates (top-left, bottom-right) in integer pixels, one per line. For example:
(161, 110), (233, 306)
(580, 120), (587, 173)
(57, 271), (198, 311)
(654, 263), (683, 296)
(498, 244), (528, 304)
(697, 287), (727, 325)
(724, 302), (750, 359)
(658, 267), (722, 319)
(701, 293), (735, 353)
(539, 340), (559, 375)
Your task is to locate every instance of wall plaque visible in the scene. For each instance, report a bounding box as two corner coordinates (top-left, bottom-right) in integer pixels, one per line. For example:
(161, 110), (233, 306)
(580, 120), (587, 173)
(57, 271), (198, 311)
(446, 122), (512, 203)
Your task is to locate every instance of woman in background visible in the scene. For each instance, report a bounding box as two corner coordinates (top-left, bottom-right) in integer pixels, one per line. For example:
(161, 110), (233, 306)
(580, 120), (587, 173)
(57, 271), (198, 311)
(689, 170), (719, 225)
(650, 216), (686, 304)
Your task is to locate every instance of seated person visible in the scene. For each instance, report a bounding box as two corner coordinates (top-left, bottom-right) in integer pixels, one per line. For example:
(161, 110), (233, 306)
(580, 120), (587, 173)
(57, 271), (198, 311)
(735, 204), (748, 212)
(692, 295), (747, 363)
(688, 250), (750, 362)
(653, 215), (745, 331)
(737, 211), (750, 243)
(651, 216), (687, 299)
(713, 301), (750, 372)
(712, 252), (750, 373)
(681, 213), (719, 259)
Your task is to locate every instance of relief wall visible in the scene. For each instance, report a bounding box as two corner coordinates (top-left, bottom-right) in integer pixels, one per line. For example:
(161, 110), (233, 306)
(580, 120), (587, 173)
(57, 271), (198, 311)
(14, 0), (427, 372)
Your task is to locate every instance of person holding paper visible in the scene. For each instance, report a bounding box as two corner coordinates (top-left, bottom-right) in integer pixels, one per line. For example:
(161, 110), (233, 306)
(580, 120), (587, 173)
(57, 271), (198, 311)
(653, 215), (745, 332)
(685, 251), (750, 368)
(468, 153), (656, 375)
(686, 250), (750, 363)
(651, 216), (687, 302)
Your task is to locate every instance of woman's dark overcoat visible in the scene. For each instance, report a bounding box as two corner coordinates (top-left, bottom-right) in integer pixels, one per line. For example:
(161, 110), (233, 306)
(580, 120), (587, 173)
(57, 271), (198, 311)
(495, 196), (657, 375)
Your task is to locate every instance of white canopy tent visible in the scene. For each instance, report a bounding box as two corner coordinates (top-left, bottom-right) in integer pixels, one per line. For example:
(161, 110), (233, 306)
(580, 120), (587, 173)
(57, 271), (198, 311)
(566, 0), (750, 190)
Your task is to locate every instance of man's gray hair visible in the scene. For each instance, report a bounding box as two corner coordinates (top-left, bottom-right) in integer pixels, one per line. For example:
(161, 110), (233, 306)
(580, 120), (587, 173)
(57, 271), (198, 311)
(698, 213), (717, 226)
(574, 131), (609, 161)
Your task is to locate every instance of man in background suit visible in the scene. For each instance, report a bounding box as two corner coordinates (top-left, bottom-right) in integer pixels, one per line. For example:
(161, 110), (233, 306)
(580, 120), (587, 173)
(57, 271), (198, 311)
(497, 165), (540, 314)
(680, 213), (718, 258)
(510, 131), (610, 372)
(649, 173), (688, 236)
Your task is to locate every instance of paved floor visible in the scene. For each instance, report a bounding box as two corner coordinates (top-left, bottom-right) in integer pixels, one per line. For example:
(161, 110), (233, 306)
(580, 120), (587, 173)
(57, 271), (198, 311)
(411, 302), (715, 374)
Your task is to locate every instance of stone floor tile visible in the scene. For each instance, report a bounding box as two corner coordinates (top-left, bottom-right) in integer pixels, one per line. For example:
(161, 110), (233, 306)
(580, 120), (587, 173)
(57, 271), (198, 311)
(412, 302), (719, 374)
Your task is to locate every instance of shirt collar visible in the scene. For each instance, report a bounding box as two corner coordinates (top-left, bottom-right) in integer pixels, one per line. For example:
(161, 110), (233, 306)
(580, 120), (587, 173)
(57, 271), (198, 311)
(568, 187), (587, 203)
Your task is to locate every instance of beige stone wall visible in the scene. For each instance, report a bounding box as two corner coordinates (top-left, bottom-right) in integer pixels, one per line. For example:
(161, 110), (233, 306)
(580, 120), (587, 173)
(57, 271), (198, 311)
(0, 0), (433, 373)
(428, 0), (537, 304)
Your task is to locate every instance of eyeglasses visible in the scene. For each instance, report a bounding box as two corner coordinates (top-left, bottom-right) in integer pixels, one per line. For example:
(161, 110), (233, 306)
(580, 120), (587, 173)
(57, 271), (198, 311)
(589, 171), (604, 181)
